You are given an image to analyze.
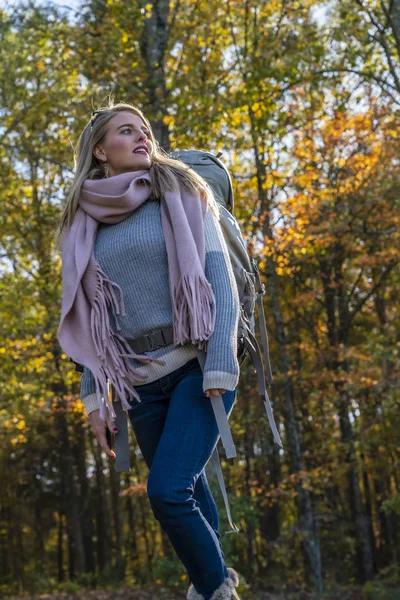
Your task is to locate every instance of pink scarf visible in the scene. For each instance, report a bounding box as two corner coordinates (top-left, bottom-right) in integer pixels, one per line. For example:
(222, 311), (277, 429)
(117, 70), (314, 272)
(57, 170), (216, 423)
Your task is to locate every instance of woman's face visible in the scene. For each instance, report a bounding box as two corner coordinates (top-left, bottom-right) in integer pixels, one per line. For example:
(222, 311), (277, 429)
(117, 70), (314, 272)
(93, 111), (153, 176)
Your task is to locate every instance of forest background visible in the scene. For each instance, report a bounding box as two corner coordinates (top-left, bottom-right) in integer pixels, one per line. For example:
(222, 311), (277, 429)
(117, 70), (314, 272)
(0, 0), (399, 599)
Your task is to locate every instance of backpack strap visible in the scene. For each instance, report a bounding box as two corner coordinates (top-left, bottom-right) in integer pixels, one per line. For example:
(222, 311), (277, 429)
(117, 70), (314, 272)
(209, 447), (240, 535)
(251, 258), (273, 385)
(195, 348), (237, 460)
(242, 324), (283, 448)
(251, 261), (283, 447)
(195, 348), (240, 535)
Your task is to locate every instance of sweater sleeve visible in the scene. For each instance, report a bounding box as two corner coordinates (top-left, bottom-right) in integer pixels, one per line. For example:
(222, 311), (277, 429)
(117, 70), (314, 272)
(202, 204), (240, 393)
(80, 367), (101, 415)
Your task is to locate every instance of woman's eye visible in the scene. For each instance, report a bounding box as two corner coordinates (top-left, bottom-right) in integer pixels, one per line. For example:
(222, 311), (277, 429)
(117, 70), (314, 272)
(121, 128), (150, 136)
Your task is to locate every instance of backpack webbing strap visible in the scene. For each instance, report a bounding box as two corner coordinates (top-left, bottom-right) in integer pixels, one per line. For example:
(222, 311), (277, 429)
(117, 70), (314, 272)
(252, 262), (273, 385)
(242, 324), (283, 448)
(195, 348), (240, 535)
(209, 447), (240, 535)
(195, 349), (237, 459)
(255, 293), (273, 386)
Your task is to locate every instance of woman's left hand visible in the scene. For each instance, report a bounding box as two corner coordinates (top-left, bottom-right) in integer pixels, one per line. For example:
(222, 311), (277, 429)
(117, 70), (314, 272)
(205, 388), (226, 397)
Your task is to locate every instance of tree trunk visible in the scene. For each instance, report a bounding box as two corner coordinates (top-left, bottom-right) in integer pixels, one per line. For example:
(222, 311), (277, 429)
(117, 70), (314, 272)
(374, 476), (398, 567)
(362, 457), (378, 572)
(75, 414), (95, 574)
(57, 399), (86, 576)
(57, 511), (65, 583)
(133, 456), (154, 578)
(320, 257), (376, 582)
(124, 473), (139, 563)
(109, 456), (125, 578)
(91, 436), (112, 571)
(390, 0), (400, 64)
(160, 528), (175, 559)
(249, 110), (323, 593)
(257, 381), (282, 563)
(257, 408), (282, 574)
(139, 0), (170, 150)
(33, 495), (47, 576)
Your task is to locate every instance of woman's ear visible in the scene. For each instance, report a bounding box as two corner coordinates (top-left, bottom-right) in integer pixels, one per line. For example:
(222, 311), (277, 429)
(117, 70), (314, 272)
(93, 144), (107, 162)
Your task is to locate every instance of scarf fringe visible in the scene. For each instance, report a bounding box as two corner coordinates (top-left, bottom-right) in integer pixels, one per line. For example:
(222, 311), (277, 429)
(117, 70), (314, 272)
(97, 269), (126, 327)
(90, 263), (166, 419)
(92, 365), (141, 423)
(172, 274), (216, 349)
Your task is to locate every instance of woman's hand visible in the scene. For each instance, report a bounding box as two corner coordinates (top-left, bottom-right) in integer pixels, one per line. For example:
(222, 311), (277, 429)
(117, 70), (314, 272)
(88, 408), (118, 459)
(205, 388), (226, 397)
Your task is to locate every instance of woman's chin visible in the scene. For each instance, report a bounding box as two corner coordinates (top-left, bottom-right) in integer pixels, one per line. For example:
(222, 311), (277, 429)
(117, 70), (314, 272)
(130, 155), (152, 170)
(114, 158), (152, 175)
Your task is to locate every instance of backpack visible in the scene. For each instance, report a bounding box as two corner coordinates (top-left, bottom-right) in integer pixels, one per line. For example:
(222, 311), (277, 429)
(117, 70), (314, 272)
(170, 150), (283, 534)
(171, 149), (270, 371)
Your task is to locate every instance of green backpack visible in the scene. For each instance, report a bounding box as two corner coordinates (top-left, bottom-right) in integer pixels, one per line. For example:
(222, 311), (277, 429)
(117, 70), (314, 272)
(170, 150), (283, 534)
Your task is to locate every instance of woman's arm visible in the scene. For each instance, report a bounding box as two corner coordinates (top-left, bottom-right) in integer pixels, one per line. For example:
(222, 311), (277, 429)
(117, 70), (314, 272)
(202, 204), (240, 393)
(80, 367), (100, 415)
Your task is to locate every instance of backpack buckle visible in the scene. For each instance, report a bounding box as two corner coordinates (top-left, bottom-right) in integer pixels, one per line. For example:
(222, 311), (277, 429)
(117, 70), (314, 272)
(251, 259), (265, 295)
(251, 257), (259, 273)
(146, 335), (155, 351)
(146, 329), (166, 351)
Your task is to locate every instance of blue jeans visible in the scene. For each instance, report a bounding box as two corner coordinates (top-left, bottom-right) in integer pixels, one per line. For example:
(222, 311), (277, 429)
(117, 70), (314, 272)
(127, 356), (237, 600)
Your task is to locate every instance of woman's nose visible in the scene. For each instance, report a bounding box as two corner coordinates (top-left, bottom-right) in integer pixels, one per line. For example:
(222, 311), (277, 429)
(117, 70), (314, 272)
(136, 131), (147, 142)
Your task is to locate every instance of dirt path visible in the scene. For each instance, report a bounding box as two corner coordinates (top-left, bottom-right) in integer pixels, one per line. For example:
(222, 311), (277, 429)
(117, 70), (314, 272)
(6, 586), (180, 600)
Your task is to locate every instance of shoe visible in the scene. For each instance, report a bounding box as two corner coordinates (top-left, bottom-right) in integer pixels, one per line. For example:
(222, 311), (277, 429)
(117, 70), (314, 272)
(187, 566), (240, 599)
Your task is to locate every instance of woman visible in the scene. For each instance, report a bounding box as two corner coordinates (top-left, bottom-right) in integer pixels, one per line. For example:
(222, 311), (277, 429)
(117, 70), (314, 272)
(56, 102), (242, 600)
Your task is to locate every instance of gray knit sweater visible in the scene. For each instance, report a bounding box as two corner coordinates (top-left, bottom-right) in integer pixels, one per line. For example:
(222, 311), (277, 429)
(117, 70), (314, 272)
(81, 199), (240, 415)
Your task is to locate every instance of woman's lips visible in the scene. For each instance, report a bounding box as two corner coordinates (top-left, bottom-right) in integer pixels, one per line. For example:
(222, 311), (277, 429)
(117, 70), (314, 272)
(133, 146), (149, 155)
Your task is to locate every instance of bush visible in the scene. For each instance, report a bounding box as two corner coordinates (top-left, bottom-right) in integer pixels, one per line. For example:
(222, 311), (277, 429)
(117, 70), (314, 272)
(363, 565), (400, 600)
(152, 555), (187, 588)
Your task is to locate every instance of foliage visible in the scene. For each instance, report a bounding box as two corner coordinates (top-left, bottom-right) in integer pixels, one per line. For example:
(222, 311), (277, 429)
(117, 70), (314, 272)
(0, 0), (399, 597)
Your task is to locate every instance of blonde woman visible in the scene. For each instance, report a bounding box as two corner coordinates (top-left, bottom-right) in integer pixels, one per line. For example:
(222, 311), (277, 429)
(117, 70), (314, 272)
(56, 102), (241, 600)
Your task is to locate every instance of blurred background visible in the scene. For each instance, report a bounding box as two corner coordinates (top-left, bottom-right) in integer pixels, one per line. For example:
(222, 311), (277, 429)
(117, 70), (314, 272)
(0, 0), (399, 598)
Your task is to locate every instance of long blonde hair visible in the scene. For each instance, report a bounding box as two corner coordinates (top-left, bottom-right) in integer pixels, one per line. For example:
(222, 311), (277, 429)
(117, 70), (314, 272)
(54, 101), (219, 250)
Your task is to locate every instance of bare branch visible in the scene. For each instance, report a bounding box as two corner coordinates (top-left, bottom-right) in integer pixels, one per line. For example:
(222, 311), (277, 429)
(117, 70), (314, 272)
(348, 261), (398, 323)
